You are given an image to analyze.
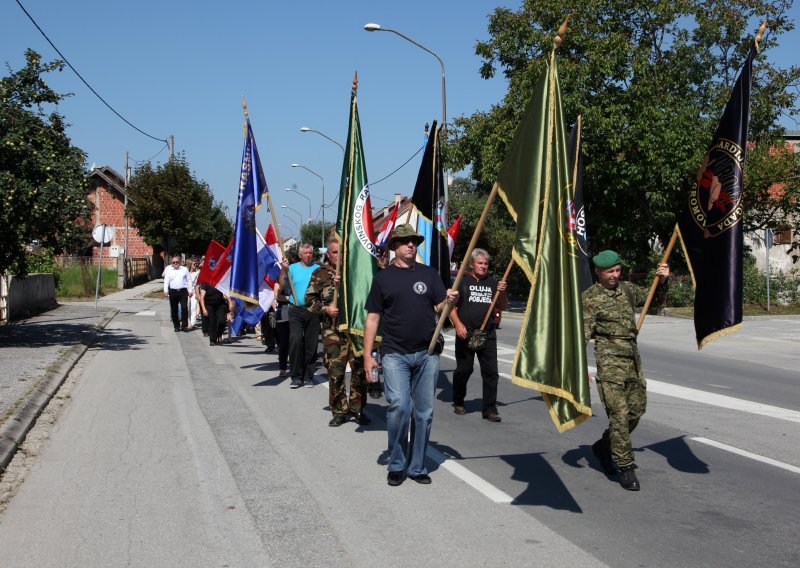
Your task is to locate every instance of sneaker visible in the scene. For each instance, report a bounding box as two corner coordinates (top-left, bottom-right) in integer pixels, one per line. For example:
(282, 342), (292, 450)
(290, 378), (303, 389)
(279, 369), (289, 377)
(453, 404), (466, 416)
(329, 414), (348, 427)
(618, 465), (641, 491)
(591, 439), (616, 475)
(387, 471), (404, 486)
(305, 377), (315, 388)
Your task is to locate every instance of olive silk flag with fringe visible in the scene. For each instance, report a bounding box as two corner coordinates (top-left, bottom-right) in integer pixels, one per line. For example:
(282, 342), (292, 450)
(677, 45), (755, 350)
(335, 73), (379, 355)
(496, 49), (591, 432)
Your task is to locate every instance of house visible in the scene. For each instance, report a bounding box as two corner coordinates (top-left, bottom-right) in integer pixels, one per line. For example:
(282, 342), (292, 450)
(748, 131), (798, 274)
(88, 166), (160, 276)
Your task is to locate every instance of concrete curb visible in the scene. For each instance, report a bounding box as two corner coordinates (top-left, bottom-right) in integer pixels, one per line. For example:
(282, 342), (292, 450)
(0, 308), (118, 473)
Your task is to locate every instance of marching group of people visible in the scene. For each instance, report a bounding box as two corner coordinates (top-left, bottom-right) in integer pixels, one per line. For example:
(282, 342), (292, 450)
(165, 222), (669, 492)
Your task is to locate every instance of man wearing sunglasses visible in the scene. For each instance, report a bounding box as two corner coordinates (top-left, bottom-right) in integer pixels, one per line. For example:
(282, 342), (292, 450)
(163, 256), (191, 332)
(364, 224), (458, 486)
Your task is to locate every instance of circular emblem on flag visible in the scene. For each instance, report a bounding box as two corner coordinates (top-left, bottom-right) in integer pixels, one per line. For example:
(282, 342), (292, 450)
(688, 138), (744, 238)
(413, 282), (427, 295)
(353, 185), (378, 257)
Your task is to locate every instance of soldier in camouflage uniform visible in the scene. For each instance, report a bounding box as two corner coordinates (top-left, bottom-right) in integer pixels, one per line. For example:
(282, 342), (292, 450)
(305, 239), (371, 427)
(583, 250), (669, 491)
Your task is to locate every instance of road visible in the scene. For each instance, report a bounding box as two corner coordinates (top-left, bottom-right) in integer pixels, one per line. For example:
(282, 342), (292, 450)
(0, 297), (798, 567)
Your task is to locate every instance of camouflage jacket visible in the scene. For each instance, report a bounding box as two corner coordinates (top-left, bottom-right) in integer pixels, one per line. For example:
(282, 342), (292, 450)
(583, 282), (647, 360)
(304, 261), (339, 336)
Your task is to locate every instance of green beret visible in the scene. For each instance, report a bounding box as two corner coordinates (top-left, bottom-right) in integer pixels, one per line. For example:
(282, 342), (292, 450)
(592, 250), (621, 268)
(389, 223), (425, 247)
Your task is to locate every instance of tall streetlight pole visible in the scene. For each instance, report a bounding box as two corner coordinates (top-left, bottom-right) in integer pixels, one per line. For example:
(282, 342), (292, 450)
(281, 205), (303, 232)
(300, 127), (345, 152)
(363, 23), (446, 135)
(291, 163), (327, 249)
(284, 187), (312, 223)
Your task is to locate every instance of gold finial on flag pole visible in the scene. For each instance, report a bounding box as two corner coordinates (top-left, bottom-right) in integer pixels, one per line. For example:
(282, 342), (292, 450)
(755, 19), (767, 52)
(554, 14), (570, 49)
(242, 97), (249, 137)
(352, 70), (358, 92)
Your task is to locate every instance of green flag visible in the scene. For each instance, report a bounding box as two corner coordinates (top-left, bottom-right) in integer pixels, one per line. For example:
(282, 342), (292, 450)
(496, 49), (591, 432)
(335, 73), (379, 355)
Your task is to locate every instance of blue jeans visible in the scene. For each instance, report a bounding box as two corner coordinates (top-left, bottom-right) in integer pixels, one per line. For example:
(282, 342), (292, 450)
(381, 350), (439, 476)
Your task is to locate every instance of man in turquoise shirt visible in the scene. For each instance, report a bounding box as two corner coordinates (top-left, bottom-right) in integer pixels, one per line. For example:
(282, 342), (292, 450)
(280, 243), (320, 388)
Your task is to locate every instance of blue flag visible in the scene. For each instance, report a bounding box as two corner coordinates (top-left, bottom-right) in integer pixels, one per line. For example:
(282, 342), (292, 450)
(230, 118), (268, 304)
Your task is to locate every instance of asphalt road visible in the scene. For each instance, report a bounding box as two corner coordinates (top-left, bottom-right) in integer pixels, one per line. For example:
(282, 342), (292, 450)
(0, 299), (798, 567)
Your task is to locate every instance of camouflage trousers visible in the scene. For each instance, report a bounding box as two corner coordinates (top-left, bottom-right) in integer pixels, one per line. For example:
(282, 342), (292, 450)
(595, 354), (647, 468)
(322, 332), (367, 416)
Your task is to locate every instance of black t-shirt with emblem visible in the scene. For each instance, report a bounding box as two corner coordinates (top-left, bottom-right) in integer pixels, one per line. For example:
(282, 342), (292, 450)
(455, 273), (498, 332)
(365, 263), (447, 355)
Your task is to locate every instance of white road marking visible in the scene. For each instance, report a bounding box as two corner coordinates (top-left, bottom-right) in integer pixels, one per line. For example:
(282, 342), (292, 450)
(135, 310), (156, 316)
(691, 437), (800, 475)
(586, 364), (800, 424)
(426, 446), (515, 504)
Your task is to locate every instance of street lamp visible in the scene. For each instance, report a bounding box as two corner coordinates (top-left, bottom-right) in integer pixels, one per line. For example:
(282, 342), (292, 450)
(363, 23), (446, 134)
(284, 187), (312, 222)
(291, 163), (327, 248)
(281, 205), (303, 231)
(300, 127), (345, 152)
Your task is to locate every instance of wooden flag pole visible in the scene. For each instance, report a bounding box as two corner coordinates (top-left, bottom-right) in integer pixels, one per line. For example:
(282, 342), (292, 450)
(242, 97), (298, 304)
(478, 257), (515, 331)
(331, 71), (358, 308)
(636, 228), (678, 331)
(427, 181), (500, 355)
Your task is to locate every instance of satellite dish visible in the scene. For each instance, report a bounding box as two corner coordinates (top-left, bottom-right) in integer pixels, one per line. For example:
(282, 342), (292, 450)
(92, 224), (114, 244)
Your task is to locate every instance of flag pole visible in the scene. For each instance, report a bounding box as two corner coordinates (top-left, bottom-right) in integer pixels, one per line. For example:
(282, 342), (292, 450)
(426, 14), (570, 355)
(478, 257), (515, 331)
(427, 181), (500, 354)
(242, 97), (298, 304)
(636, 228), (678, 331)
(332, 71), (359, 308)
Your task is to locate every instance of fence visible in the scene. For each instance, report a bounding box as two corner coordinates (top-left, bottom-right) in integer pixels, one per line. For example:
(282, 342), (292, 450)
(0, 273), (57, 322)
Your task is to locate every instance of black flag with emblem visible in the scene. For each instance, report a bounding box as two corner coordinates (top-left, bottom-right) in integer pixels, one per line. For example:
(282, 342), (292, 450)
(677, 45), (755, 349)
(567, 118), (593, 293)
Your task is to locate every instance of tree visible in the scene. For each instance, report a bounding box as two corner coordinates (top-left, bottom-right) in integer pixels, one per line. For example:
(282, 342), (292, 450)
(300, 220), (335, 251)
(743, 141), (800, 261)
(128, 155), (232, 256)
(450, 0), (800, 267)
(0, 50), (92, 276)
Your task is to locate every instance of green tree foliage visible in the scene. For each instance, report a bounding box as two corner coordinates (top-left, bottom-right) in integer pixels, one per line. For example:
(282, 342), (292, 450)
(450, 0), (800, 268)
(300, 220), (335, 251)
(128, 155), (232, 256)
(743, 141), (800, 260)
(0, 50), (92, 276)
(448, 177), (527, 296)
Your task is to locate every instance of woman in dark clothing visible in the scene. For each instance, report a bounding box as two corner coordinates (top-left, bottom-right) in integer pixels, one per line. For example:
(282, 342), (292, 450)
(273, 281), (291, 375)
(199, 283), (228, 346)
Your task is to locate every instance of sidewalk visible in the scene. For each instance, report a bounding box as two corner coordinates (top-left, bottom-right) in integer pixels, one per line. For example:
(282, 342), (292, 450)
(0, 279), (162, 471)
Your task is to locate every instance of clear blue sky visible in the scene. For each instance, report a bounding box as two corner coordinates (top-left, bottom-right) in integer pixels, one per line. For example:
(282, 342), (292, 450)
(2, 1), (797, 241)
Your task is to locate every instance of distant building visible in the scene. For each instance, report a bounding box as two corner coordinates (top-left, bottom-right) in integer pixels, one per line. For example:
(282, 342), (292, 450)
(747, 131), (798, 274)
(88, 166), (156, 270)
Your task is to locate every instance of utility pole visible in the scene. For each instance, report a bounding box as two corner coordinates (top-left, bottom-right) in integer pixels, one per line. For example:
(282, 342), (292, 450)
(124, 151), (130, 262)
(169, 135), (175, 160)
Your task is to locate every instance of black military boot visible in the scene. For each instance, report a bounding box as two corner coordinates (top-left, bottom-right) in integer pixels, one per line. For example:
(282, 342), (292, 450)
(328, 414), (348, 427)
(618, 465), (640, 491)
(591, 438), (615, 475)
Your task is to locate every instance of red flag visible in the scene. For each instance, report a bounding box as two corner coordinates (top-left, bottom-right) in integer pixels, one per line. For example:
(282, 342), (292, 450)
(447, 215), (462, 257)
(209, 239), (234, 295)
(197, 240), (226, 285)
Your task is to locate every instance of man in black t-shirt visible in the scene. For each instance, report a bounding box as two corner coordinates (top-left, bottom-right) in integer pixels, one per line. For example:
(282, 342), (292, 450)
(448, 249), (507, 422)
(364, 224), (458, 487)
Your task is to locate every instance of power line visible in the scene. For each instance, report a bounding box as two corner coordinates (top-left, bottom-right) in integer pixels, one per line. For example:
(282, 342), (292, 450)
(130, 142), (170, 164)
(15, 0), (169, 144)
(368, 143), (425, 187)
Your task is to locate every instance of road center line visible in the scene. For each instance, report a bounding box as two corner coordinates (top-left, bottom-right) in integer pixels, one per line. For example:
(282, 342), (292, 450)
(691, 437), (800, 475)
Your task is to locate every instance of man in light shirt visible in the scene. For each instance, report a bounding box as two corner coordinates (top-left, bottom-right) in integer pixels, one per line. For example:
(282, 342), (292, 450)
(163, 255), (191, 332)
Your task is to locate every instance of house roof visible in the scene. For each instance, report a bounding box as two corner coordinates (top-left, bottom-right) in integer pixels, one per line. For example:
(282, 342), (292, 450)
(89, 165), (134, 204)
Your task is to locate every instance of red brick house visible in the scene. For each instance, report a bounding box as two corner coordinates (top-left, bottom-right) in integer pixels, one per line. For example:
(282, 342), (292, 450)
(87, 166), (158, 271)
